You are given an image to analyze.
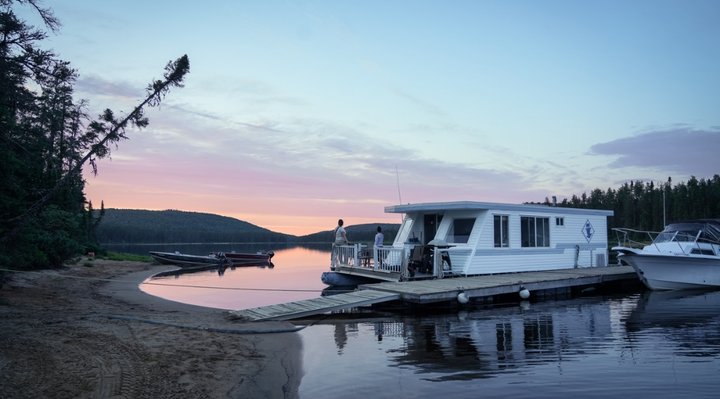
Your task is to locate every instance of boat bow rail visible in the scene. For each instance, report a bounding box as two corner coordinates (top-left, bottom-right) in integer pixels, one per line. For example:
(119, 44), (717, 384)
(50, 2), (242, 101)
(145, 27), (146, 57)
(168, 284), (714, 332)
(613, 225), (720, 256)
(612, 228), (659, 249)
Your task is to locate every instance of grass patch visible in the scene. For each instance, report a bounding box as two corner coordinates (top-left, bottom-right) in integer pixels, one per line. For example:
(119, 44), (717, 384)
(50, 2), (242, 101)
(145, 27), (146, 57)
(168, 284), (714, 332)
(102, 251), (153, 263)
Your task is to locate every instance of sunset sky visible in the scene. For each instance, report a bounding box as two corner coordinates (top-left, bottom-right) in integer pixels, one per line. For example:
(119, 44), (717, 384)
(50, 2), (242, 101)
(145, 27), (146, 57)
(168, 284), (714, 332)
(17, 1), (720, 235)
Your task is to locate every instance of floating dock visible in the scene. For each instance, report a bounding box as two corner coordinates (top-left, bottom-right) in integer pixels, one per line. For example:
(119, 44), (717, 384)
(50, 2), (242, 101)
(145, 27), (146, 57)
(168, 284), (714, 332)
(229, 289), (400, 321)
(229, 266), (637, 321)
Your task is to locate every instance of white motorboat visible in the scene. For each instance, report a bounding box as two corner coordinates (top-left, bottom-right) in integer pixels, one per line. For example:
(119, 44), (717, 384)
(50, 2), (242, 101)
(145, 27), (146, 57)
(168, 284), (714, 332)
(612, 220), (720, 290)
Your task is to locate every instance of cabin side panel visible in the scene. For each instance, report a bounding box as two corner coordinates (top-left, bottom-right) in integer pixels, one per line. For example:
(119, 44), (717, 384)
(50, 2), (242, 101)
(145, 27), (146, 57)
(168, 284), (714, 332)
(555, 214), (609, 267)
(461, 211), (609, 275)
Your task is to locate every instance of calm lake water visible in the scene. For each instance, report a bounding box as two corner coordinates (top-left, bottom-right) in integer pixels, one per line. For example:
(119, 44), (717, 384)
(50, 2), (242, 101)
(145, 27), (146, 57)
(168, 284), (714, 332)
(111, 244), (720, 398)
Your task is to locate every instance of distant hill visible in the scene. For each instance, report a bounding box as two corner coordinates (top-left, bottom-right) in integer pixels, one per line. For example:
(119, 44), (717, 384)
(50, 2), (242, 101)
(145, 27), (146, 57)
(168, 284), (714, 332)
(95, 209), (399, 245)
(95, 209), (292, 244)
(298, 223), (400, 245)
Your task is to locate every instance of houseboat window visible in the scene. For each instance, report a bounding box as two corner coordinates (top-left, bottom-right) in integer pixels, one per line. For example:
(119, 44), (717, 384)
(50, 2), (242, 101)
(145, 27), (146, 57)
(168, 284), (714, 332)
(521, 216), (550, 247)
(494, 215), (509, 247)
(452, 218), (475, 243)
(556, 217), (564, 226)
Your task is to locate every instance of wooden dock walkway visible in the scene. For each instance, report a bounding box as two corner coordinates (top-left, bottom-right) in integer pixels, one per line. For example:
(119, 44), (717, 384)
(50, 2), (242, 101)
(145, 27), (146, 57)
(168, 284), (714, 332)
(366, 265), (636, 303)
(229, 289), (400, 321)
(230, 266), (636, 321)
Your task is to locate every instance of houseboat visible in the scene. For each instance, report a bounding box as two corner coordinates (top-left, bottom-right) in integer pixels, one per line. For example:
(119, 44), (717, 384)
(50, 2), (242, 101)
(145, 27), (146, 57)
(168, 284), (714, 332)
(322, 201), (613, 285)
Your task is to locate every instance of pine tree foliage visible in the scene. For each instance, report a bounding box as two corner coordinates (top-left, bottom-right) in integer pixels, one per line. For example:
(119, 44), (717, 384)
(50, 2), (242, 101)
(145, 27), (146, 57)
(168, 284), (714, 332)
(541, 175), (720, 232)
(0, 1), (188, 268)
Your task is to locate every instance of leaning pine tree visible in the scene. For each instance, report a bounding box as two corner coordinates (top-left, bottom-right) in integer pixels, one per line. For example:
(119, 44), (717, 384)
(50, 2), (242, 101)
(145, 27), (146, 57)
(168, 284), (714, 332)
(0, 1), (189, 268)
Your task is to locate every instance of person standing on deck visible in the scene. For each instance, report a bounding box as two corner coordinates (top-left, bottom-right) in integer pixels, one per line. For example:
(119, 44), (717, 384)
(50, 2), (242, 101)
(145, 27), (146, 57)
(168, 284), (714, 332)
(373, 226), (384, 267)
(331, 219), (348, 268)
(374, 226), (384, 249)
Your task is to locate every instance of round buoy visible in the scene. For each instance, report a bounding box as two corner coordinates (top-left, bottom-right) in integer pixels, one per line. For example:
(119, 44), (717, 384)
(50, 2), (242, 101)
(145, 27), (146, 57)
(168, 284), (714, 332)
(519, 287), (530, 299)
(457, 292), (469, 304)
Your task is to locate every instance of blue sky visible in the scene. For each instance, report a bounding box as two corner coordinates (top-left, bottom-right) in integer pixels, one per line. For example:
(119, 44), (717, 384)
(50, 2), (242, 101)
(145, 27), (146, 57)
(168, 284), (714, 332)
(16, 0), (720, 234)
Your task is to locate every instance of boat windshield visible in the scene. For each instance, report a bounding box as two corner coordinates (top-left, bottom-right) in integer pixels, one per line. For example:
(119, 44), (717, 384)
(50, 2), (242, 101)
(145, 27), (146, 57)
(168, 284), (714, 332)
(654, 221), (720, 244)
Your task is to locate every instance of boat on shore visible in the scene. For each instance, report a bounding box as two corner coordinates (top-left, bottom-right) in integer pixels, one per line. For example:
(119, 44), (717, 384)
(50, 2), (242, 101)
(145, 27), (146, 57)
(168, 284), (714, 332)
(149, 251), (225, 267)
(324, 200), (614, 285)
(612, 219), (720, 290)
(150, 250), (275, 267)
(221, 250), (274, 263)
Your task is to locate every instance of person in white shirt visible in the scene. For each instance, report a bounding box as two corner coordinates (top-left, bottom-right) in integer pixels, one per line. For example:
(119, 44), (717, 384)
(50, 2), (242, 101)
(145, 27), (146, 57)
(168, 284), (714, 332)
(331, 219), (348, 267)
(374, 226), (383, 248)
(373, 226), (384, 267)
(334, 219), (348, 245)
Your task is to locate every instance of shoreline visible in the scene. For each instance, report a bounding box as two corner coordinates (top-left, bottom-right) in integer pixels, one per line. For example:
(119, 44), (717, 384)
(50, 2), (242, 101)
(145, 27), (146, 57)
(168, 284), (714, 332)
(0, 259), (304, 398)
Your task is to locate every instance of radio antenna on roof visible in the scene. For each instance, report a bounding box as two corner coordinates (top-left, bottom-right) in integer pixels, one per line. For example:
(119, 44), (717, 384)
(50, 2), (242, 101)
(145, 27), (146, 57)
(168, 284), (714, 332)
(395, 165), (402, 204)
(395, 165), (404, 224)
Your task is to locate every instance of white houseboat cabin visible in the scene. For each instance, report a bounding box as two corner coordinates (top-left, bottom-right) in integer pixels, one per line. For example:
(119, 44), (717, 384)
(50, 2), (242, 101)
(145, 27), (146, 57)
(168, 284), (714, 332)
(323, 201), (613, 285)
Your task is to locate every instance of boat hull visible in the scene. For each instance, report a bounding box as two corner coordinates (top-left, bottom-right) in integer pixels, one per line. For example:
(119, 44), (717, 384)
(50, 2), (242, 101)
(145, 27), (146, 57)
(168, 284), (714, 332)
(149, 251), (224, 267)
(615, 247), (720, 290)
(222, 251), (274, 263)
(321, 271), (378, 286)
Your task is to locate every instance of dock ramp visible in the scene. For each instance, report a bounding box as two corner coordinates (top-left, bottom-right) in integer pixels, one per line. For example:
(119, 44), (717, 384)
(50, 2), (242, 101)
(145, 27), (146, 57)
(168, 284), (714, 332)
(229, 289), (400, 321)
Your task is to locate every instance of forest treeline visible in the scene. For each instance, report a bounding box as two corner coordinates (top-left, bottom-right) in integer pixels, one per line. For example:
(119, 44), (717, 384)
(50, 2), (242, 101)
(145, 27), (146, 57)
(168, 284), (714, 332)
(537, 175), (720, 232)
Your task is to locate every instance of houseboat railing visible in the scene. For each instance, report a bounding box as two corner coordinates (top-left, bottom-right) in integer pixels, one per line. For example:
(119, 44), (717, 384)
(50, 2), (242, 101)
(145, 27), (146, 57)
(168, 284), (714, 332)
(373, 246), (406, 274)
(332, 244), (361, 268)
(332, 244), (409, 276)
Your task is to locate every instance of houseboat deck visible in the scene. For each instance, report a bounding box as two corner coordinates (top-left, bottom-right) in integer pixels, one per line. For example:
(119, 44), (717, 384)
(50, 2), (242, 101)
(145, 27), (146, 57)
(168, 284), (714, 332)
(230, 265), (636, 321)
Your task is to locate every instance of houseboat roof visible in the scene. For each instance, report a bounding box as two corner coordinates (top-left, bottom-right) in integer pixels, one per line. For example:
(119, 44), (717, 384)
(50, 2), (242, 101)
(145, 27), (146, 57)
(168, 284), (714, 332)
(384, 201), (614, 216)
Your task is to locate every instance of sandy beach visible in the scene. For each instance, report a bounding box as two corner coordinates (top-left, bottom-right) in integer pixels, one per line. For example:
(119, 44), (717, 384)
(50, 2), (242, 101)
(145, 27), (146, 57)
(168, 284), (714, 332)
(0, 258), (303, 398)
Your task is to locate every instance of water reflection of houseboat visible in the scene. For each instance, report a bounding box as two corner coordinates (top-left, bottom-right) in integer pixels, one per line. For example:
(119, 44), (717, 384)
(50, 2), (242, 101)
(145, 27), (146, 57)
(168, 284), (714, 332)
(328, 297), (613, 380)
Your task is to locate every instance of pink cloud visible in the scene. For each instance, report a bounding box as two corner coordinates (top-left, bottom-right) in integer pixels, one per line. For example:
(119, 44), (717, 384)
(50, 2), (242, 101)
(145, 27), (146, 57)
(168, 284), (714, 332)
(83, 103), (558, 236)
